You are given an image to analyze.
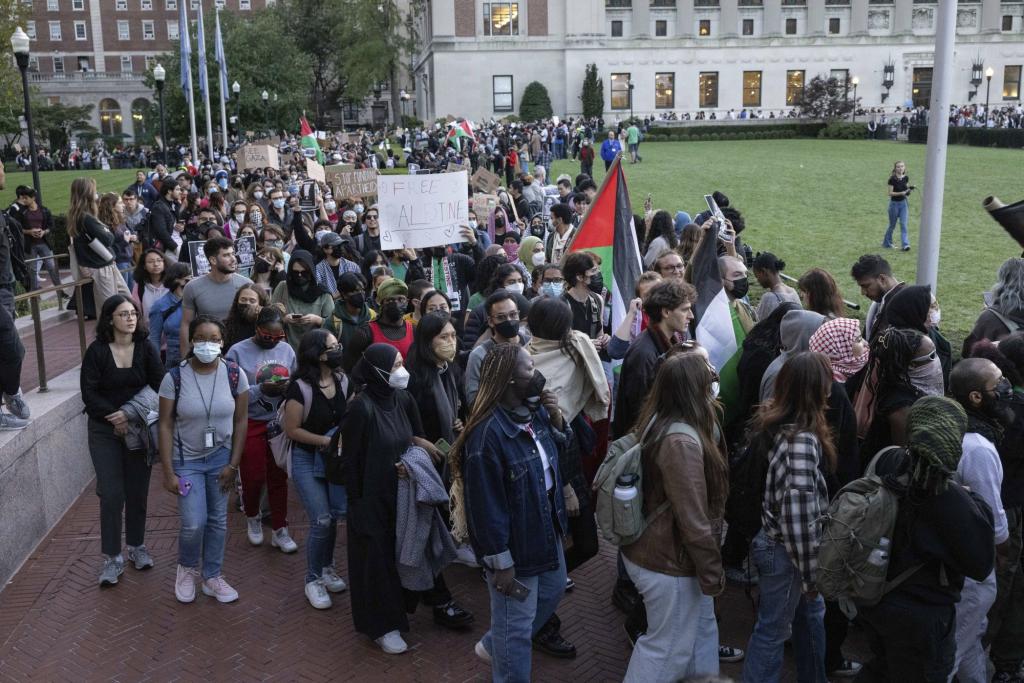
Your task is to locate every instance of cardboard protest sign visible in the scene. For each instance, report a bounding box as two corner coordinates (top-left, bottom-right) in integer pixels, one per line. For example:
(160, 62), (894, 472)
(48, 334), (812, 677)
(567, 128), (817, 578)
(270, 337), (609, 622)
(446, 162), (464, 174)
(188, 236), (257, 278)
(377, 171), (469, 250)
(472, 193), (499, 216)
(305, 158), (326, 182)
(328, 167), (378, 198)
(238, 144), (279, 171)
(471, 167), (502, 194)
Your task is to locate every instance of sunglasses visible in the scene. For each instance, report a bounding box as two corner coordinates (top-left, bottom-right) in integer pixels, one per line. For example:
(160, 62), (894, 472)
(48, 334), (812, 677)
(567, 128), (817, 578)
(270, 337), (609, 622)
(256, 328), (286, 344)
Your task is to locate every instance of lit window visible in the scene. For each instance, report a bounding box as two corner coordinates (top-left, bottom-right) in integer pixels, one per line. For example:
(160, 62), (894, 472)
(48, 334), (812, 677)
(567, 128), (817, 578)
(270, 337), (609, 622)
(167, 19), (179, 39)
(828, 17), (841, 34)
(483, 2), (519, 36)
(118, 20), (130, 39)
(698, 19), (711, 35)
(785, 17), (797, 34)
(73, 20), (86, 39)
(142, 20), (155, 39)
(121, 55), (133, 72)
(786, 69), (805, 105)
(99, 98), (123, 137)
(655, 73), (674, 109)
(699, 71), (718, 108)
(493, 75), (513, 112)
(742, 18), (753, 35)
(611, 20), (623, 36)
(611, 73), (631, 110)
(743, 70), (762, 107)
(655, 20), (667, 36)
(1004, 65), (1022, 100)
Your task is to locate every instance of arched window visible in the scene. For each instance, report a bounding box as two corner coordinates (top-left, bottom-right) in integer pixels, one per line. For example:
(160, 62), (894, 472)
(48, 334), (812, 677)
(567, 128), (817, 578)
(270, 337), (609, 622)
(99, 98), (122, 136)
(131, 98), (152, 138)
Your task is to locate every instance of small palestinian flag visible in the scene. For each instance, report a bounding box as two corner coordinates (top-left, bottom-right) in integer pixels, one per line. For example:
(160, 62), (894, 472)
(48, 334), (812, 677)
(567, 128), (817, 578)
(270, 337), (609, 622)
(565, 154), (643, 339)
(445, 119), (476, 152)
(299, 116), (325, 165)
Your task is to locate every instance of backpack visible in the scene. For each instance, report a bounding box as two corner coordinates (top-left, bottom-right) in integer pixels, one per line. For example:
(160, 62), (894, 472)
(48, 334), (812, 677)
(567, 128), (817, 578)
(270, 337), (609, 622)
(816, 446), (922, 618)
(593, 419), (698, 546)
(723, 429), (774, 546)
(267, 379), (312, 477)
(0, 213), (29, 290)
(148, 358), (243, 458)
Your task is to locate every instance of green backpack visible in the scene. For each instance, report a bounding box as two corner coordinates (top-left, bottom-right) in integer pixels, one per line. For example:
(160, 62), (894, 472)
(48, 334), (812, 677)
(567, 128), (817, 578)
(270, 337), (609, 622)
(593, 419), (698, 547)
(816, 447), (922, 618)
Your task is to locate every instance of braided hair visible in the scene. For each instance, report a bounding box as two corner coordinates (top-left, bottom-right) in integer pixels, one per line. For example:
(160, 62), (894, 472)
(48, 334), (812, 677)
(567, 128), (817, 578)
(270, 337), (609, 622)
(448, 342), (522, 542)
(866, 326), (922, 396)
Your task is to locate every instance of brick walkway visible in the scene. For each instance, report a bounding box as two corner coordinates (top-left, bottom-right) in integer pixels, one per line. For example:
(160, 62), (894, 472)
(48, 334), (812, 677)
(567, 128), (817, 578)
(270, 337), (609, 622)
(0, 457), (869, 682)
(17, 314), (95, 393)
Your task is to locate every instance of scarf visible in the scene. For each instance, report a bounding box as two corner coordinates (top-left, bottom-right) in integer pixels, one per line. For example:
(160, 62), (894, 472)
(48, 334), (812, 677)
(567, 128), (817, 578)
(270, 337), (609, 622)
(809, 317), (869, 382)
(966, 407), (1004, 447)
(905, 395), (967, 494)
(285, 249), (327, 304)
(526, 331), (610, 422)
(353, 343), (399, 405)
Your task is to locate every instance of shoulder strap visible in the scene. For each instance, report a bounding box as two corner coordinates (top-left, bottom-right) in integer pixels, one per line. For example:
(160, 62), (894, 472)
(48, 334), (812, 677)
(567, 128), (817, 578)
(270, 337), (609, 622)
(986, 307), (1020, 334)
(864, 445), (901, 477)
(297, 379), (313, 423)
(160, 298), (183, 322)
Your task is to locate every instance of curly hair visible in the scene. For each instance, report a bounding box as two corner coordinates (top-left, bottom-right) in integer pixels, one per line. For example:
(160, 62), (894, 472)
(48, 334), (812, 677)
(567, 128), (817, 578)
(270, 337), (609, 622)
(992, 258), (1024, 317)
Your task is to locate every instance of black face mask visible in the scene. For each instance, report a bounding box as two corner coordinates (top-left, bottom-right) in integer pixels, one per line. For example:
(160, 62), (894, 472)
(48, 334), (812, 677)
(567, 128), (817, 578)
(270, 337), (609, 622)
(982, 380), (1016, 425)
(588, 272), (604, 293)
(254, 260), (271, 274)
(730, 277), (750, 300)
(324, 349), (345, 369)
(292, 271), (311, 286)
(345, 292), (365, 309)
(382, 302), (404, 322)
(495, 319), (519, 340)
(521, 370), (547, 411)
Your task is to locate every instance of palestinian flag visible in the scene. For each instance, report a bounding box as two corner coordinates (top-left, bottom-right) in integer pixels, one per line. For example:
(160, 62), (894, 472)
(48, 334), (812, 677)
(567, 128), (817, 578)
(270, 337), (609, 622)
(565, 154), (643, 338)
(690, 228), (746, 426)
(299, 116), (325, 165)
(445, 119), (476, 152)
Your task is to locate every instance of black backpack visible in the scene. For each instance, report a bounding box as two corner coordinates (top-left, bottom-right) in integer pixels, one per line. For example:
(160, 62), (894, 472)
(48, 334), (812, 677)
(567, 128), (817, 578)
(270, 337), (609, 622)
(724, 429), (774, 546)
(0, 213), (29, 290)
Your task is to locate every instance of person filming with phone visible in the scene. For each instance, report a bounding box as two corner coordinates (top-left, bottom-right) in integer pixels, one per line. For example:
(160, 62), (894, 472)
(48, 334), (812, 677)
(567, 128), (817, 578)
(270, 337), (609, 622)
(450, 343), (573, 681)
(883, 160), (915, 252)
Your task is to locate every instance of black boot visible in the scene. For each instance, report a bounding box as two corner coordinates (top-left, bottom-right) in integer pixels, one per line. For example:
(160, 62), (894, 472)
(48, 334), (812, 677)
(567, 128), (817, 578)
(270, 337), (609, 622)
(612, 577), (641, 614)
(432, 600), (474, 630)
(623, 601), (647, 647)
(532, 613), (577, 659)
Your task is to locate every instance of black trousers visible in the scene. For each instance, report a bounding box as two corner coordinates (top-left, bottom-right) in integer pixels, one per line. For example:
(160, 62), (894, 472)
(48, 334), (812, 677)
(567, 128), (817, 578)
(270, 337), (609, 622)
(854, 593), (956, 683)
(0, 286), (24, 396)
(87, 418), (152, 557)
(824, 599), (851, 672)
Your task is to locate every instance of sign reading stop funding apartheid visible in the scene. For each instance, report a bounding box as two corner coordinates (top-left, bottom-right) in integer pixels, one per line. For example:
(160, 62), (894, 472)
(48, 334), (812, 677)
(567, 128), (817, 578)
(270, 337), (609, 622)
(377, 171), (469, 250)
(326, 165), (377, 198)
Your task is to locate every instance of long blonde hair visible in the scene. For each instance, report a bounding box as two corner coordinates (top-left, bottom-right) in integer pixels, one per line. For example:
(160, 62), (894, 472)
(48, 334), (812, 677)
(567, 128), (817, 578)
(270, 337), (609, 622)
(97, 193), (124, 229)
(66, 177), (99, 239)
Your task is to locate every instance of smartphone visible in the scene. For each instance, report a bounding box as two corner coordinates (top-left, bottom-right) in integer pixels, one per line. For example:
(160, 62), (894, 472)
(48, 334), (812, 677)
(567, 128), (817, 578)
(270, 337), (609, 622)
(704, 194), (732, 243)
(435, 438), (452, 455)
(178, 477), (193, 497)
(289, 313), (304, 322)
(509, 579), (531, 602)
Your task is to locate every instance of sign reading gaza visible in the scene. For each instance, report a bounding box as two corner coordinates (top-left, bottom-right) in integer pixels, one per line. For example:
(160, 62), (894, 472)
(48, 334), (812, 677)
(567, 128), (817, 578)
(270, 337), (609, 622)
(377, 171), (469, 250)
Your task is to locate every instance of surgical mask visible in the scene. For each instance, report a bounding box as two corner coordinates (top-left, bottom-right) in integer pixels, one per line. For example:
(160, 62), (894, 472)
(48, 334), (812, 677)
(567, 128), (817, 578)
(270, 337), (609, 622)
(588, 272), (604, 293)
(192, 341), (222, 364)
(325, 201), (337, 212)
(730, 277), (750, 300)
(388, 365), (410, 390)
(541, 281), (564, 298)
(272, 198), (286, 209)
(253, 191), (264, 200)
(711, 380), (720, 399)
(495, 319), (519, 340)
(531, 252), (546, 267)
(434, 339), (457, 362)
(234, 212), (246, 223)
(218, 178), (228, 189)
(928, 307), (941, 328)
(468, 219), (478, 230)
(354, 203), (364, 214)
(908, 356), (945, 397)
(288, 184), (299, 195)
(505, 282), (524, 295)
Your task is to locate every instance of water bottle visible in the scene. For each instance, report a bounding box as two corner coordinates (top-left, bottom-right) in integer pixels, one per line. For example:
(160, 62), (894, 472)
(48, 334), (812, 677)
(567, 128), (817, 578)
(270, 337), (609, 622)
(614, 473), (639, 503)
(867, 536), (891, 567)
(613, 474), (642, 537)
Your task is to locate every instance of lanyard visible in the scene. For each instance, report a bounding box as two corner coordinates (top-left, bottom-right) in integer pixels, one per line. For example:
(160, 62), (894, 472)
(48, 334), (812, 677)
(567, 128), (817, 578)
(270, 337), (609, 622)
(192, 362), (220, 428)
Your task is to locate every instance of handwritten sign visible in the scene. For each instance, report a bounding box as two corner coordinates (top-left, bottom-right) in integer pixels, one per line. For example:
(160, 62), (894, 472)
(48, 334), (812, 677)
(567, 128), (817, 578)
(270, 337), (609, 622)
(472, 193), (498, 216)
(328, 166), (378, 198)
(238, 144), (279, 171)
(305, 158), (326, 182)
(446, 162), (464, 174)
(378, 171), (469, 250)
(471, 167), (502, 194)
(187, 236), (257, 278)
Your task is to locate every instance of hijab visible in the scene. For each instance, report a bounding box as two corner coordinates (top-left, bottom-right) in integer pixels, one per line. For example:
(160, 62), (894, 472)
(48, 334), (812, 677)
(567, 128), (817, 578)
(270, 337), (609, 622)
(809, 317), (869, 382)
(885, 284), (931, 333)
(286, 249), (326, 304)
(353, 342), (399, 404)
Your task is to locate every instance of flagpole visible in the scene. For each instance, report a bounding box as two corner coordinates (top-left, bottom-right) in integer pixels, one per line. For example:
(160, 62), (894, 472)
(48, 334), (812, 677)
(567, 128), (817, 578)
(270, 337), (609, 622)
(187, 84), (199, 167)
(216, 8), (229, 153)
(181, 0), (199, 166)
(197, 0), (215, 163)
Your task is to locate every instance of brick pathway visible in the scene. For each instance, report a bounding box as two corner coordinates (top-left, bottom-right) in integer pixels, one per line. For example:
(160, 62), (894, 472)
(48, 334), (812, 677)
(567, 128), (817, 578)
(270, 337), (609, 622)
(0, 461), (870, 682)
(17, 314), (95, 393)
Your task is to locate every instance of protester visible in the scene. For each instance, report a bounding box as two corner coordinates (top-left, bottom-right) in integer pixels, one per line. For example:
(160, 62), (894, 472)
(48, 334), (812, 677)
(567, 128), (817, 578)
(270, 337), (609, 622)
(859, 327), (928, 458)
(797, 268), (845, 319)
(314, 232), (361, 297)
(158, 314), (249, 604)
(11, 186), (63, 298)
(465, 290), (530, 405)
(883, 160), (912, 251)
(224, 306), (297, 554)
(149, 181), (182, 259)
(643, 211), (679, 269)
(67, 178), (132, 313)
(851, 254), (905, 340)
(342, 277), (416, 371)
(132, 249), (168, 320)
(963, 257), (1024, 357)
(80, 295), (164, 585)
(271, 250), (334, 351)
(223, 283), (269, 348)
(884, 283), (951, 388)
(653, 250), (687, 282)
(148, 262), (190, 369)
(752, 252), (800, 319)
(179, 236), (253, 357)
(600, 130), (622, 171)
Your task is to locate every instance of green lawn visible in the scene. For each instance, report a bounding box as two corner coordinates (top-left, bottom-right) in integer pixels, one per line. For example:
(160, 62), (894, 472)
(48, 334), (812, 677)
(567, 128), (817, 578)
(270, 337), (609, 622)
(0, 168), (139, 214)
(550, 139), (1023, 354)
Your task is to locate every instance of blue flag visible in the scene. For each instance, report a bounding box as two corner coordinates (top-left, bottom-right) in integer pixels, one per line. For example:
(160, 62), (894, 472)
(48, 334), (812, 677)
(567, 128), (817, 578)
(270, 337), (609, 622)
(196, 0), (208, 102)
(179, 0), (191, 98)
(214, 11), (229, 102)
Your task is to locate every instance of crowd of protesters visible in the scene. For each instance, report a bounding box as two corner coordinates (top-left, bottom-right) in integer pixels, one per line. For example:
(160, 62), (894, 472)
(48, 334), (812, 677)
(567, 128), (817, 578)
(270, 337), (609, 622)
(0, 116), (1021, 683)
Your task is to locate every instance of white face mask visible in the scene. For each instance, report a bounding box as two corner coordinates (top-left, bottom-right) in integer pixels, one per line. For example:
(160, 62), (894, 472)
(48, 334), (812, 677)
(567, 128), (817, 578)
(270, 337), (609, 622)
(468, 219), (478, 230)
(193, 341), (222, 364)
(505, 282), (525, 295)
(531, 252), (546, 267)
(325, 201), (337, 212)
(253, 191), (264, 200)
(272, 198), (286, 209)
(354, 203), (364, 214)
(234, 212), (246, 223)
(928, 307), (941, 328)
(388, 365), (410, 390)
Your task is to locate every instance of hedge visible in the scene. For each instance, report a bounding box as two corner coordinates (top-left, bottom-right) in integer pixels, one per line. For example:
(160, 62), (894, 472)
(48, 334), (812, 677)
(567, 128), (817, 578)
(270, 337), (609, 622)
(646, 121), (827, 138)
(907, 125), (1024, 148)
(816, 122), (893, 140)
(641, 128), (800, 143)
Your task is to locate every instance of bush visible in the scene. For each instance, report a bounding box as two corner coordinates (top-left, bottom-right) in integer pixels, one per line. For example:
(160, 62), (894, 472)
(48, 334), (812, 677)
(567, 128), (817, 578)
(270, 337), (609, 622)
(519, 81), (553, 121)
(907, 126), (1024, 149)
(646, 121), (827, 138)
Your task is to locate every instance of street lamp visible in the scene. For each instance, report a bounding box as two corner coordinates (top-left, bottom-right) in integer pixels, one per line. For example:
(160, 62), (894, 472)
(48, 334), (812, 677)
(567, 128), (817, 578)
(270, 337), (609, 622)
(985, 67), (994, 124)
(232, 81), (240, 140)
(10, 27), (41, 203)
(627, 80), (635, 122)
(153, 63), (168, 166)
(261, 89), (269, 133)
(851, 75), (859, 122)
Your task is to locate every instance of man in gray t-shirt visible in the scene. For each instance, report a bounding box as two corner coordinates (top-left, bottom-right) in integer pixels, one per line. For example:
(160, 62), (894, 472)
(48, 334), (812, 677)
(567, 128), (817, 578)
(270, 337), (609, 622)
(179, 237), (252, 357)
(158, 361), (249, 459)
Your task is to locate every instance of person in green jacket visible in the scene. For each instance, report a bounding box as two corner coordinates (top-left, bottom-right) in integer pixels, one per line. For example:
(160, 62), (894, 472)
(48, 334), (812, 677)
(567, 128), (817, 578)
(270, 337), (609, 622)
(271, 249), (334, 352)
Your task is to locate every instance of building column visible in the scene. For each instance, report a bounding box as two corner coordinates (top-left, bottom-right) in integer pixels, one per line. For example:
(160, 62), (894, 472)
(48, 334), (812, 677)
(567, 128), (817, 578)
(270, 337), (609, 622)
(763, 0), (781, 36)
(720, 0), (738, 37)
(677, 0), (694, 37)
(893, 0), (912, 35)
(850, 0), (868, 35)
(632, 0), (650, 37)
(806, 0), (824, 35)
(981, 0), (1002, 33)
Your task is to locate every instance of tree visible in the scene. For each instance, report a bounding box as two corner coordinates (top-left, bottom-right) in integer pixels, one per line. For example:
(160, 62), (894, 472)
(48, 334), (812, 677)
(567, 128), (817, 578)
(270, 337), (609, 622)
(279, 0), (347, 126)
(580, 64), (603, 119)
(0, 0), (35, 143)
(519, 82), (553, 121)
(798, 75), (857, 120)
(31, 101), (97, 150)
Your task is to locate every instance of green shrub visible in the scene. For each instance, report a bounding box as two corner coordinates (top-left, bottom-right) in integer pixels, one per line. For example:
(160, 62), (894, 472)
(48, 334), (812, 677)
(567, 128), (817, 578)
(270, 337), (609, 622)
(519, 81), (553, 121)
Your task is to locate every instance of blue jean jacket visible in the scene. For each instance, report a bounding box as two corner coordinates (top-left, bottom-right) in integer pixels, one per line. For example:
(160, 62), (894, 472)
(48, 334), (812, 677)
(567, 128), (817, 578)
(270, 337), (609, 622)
(462, 405), (571, 577)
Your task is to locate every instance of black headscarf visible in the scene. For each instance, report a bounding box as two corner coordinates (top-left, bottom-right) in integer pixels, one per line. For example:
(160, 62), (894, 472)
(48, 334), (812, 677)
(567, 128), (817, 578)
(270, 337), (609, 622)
(286, 249), (326, 304)
(886, 284), (931, 333)
(353, 343), (399, 404)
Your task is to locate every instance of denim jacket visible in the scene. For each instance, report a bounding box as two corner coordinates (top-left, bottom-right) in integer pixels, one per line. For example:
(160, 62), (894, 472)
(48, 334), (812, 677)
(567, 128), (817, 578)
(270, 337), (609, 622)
(462, 405), (571, 577)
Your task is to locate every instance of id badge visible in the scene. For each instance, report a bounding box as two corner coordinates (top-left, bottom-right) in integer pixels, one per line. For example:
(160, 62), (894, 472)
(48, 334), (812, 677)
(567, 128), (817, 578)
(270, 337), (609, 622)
(203, 427), (216, 450)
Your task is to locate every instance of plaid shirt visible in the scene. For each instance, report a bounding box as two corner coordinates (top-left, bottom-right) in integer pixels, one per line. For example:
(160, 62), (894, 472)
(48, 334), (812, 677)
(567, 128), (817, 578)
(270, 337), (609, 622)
(761, 428), (829, 591)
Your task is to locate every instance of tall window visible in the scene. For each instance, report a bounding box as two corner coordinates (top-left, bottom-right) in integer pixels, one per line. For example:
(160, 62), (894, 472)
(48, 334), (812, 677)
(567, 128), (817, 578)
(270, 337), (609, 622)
(830, 68), (848, 87)
(167, 20), (179, 39)
(611, 20), (623, 36)
(1003, 15), (1013, 31)
(117, 20), (130, 39)
(99, 98), (123, 137)
(493, 75), (513, 111)
(49, 21), (61, 40)
(743, 71), (762, 107)
(53, 55), (64, 73)
(47, 0), (58, 9)
(120, 55), (133, 72)
(26, 21), (35, 39)
(828, 17), (841, 33)
(699, 71), (718, 108)
(912, 67), (932, 107)
(142, 20), (155, 39)
(483, 2), (519, 36)
(655, 19), (667, 36)
(1004, 65), (1022, 100)
(698, 19), (711, 35)
(786, 69), (805, 104)
(655, 73), (674, 108)
(145, 55), (156, 71)
(742, 18), (753, 35)
(611, 73), (631, 109)
(785, 17), (797, 33)
(73, 20), (86, 39)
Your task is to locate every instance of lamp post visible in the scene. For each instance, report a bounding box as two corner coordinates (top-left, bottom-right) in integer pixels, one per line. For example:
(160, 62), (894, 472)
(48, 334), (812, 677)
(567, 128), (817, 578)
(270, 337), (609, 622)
(627, 80), (635, 122)
(261, 89), (269, 134)
(153, 63), (168, 166)
(985, 67), (994, 124)
(10, 27), (41, 203)
(882, 60), (895, 103)
(232, 81), (240, 141)
(851, 76), (859, 122)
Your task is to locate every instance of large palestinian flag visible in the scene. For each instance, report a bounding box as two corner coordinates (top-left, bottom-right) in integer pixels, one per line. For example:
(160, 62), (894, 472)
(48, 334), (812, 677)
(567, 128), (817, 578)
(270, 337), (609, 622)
(565, 154), (643, 338)
(446, 119), (476, 152)
(299, 116), (325, 165)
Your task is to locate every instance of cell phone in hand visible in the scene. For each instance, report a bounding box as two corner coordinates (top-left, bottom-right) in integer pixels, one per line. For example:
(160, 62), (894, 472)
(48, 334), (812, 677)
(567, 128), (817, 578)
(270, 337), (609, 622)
(704, 193), (732, 243)
(290, 313), (304, 322)
(509, 578), (531, 602)
(435, 438), (452, 455)
(178, 477), (193, 497)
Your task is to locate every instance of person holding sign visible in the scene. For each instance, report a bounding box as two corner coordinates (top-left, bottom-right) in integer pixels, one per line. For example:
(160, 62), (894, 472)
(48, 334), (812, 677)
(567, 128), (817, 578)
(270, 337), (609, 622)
(271, 250), (335, 353)
(179, 237), (253, 358)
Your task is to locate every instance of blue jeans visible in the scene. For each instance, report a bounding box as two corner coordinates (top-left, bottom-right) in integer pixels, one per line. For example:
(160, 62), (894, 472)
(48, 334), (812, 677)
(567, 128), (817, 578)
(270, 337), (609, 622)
(173, 447), (230, 580)
(481, 537), (567, 683)
(883, 199), (909, 248)
(742, 530), (827, 683)
(291, 443), (348, 585)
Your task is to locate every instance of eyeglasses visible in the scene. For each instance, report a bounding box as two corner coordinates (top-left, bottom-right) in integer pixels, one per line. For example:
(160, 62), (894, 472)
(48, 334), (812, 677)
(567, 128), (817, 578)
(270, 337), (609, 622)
(365, 215), (379, 221)
(115, 310), (138, 320)
(491, 311), (520, 323)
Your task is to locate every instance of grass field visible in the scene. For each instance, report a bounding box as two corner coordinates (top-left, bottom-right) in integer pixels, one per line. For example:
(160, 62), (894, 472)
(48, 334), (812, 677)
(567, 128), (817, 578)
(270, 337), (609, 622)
(1, 168), (139, 215)
(550, 139), (1024, 353)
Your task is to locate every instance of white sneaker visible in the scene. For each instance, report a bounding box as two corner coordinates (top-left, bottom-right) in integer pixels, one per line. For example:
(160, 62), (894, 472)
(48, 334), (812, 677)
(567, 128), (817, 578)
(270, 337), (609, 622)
(321, 566), (348, 593)
(175, 564), (199, 603)
(474, 640), (492, 665)
(305, 579), (332, 609)
(246, 516), (263, 546)
(375, 630), (408, 655)
(454, 543), (479, 567)
(202, 575), (239, 603)
(271, 527), (298, 553)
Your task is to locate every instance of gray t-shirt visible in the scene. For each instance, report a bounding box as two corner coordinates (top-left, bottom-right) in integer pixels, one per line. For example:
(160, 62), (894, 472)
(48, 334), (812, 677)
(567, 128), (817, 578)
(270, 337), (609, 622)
(159, 360), (250, 459)
(182, 273), (253, 321)
(225, 338), (296, 422)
